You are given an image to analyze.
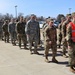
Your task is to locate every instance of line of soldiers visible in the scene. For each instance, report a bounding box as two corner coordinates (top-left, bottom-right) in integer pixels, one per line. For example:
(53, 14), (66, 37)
(43, 13), (75, 73)
(2, 17), (27, 48)
(0, 13), (75, 73)
(1, 15), (40, 54)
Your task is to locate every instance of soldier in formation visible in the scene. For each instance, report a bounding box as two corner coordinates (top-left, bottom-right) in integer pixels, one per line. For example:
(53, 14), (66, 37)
(8, 19), (17, 45)
(2, 20), (9, 43)
(25, 14), (40, 54)
(57, 17), (65, 48)
(66, 12), (75, 73)
(17, 16), (27, 49)
(44, 18), (58, 63)
(62, 14), (71, 57)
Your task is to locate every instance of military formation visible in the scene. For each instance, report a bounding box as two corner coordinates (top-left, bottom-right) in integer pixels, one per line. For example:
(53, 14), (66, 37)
(0, 13), (75, 73)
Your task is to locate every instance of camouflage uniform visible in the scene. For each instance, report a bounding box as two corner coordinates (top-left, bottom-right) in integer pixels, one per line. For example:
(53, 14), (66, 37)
(17, 21), (27, 49)
(8, 20), (17, 45)
(2, 20), (9, 43)
(62, 18), (71, 57)
(67, 24), (75, 67)
(25, 19), (40, 54)
(57, 17), (65, 48)
(66, 12), (75, 72)
(44, 19), (58, 63)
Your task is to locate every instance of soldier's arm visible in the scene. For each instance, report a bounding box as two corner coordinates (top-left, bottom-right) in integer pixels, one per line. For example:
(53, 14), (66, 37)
(8, 24), (11, 33)
(16, 23), (20, 33)
(37, 22), (40, 37)
(2, 25), (5, 32)
(58, 24), (61, 29)
(37, 22), (40, 44)
(15, 23), (17, 32)
(44, 27), (51, 42)
(62, 22), (66, 38)
(25, 21), (30, 35)
(58, 24), (61, 36)
(66, 24), (71, 46)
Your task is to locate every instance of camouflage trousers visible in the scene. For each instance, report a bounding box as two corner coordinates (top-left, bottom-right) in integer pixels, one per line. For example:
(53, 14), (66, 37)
(27, 34), (39, 52)
(57, 33), (62, 47)
(44, 42), (57, 58)
(62, 39), (68, 55)
(17, 34), (27, 48)
(3, 32), (9, 42)
(68, 42), (75, 66)
(10, 32), (17, 44)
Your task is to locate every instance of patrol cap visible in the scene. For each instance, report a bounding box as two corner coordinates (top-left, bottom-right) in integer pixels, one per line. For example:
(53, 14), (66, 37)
(50, 18), (54, 22)
(71, 12), (75, 17)
(61, 17), (66, 20)
(5, 20), (8, 23)
(46, 18), (51, 22)
(47, 18), (54, 22)
(66, 14), (71, 17)
(31, 14), (36, 17)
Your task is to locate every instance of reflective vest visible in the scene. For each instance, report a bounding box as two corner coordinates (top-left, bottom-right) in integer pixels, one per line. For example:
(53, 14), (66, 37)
(70, 22), (75, 42)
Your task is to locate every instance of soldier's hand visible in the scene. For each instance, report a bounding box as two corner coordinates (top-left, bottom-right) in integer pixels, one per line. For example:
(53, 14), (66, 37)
(49, 41), (52, 44)
(62, 37), (66, 41)
(26, 34), (29, 36)
(68, 46), (71, 49)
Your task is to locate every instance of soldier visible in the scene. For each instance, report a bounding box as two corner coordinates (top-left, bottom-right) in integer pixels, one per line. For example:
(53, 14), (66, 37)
(25, 14), (40, 54)
(8, 19), (17, 45)
(2, 20), (9, 43)
(44, 18), (58, 63)
(66, 12), (75, 73)
(57, 17), (65, 48)
(17, 16), (27, 49)
(62, 14), (71, 57)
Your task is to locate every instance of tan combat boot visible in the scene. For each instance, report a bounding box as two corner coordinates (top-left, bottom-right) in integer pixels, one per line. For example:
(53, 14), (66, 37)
(45, 55), (49, 63)
(52, 58), (58, 63)
(63, 54), (68, 58)
(70, 66), (75, 73)
(34, 47), (39, 55)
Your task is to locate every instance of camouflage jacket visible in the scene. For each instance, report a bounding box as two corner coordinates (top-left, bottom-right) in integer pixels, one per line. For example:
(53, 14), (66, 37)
(16, 22), (26, 34)
(44, 25), (57, 43)
(2, 24), (8, 32)
(8, 22), (17, 33)
(62, 20), (71, 38)
(25, 20), (40, 36)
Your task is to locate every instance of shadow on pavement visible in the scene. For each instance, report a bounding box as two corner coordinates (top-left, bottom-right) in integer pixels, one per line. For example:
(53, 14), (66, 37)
(57, 61), (68, 65)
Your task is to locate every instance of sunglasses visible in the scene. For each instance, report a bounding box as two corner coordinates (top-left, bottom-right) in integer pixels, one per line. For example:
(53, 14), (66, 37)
(51, 22), (53, 23)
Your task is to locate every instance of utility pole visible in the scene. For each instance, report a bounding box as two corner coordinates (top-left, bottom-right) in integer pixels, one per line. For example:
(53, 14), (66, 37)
(15, 5), (17, 18)
(69, 8), (71, 14)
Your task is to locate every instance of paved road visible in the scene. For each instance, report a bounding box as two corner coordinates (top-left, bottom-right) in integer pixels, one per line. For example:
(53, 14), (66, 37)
(0, 30), (75, 75)
(0, 40), (75, 75)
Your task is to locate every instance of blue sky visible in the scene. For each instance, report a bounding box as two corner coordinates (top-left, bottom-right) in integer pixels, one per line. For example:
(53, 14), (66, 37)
(0, 0), (75, 18)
